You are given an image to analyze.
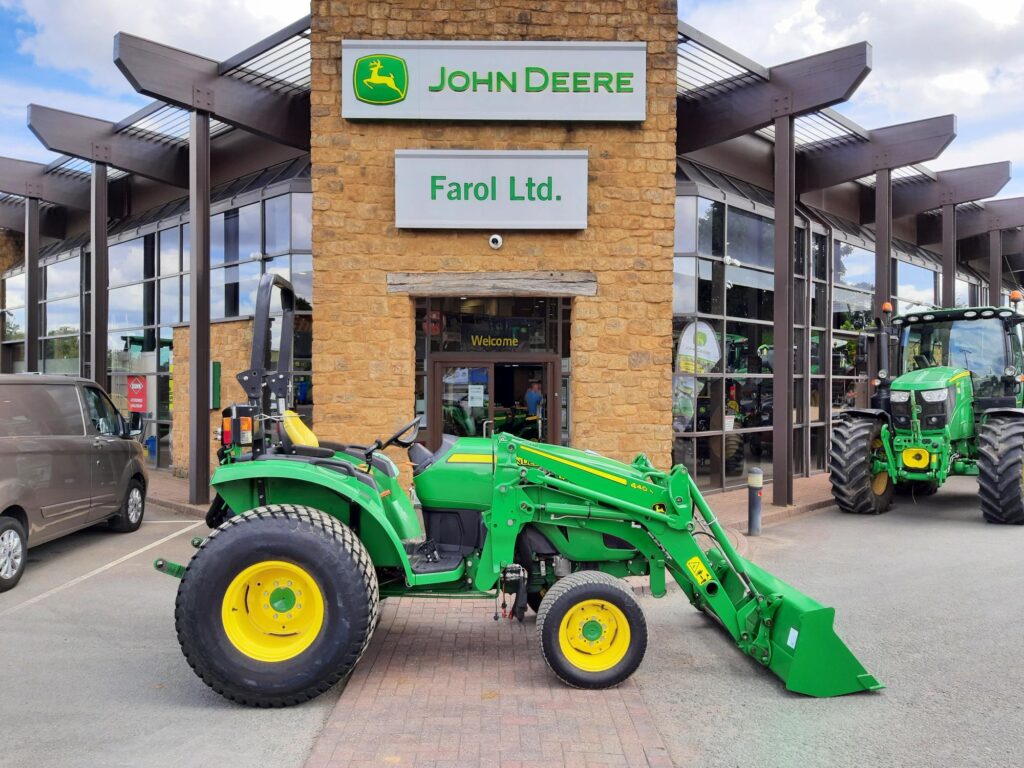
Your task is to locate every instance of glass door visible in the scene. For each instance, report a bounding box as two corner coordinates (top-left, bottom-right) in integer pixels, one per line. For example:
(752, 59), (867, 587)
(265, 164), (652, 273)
(438, 364), (492, 438)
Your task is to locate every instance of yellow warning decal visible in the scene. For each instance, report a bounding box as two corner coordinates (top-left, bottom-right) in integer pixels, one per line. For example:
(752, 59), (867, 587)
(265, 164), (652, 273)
(950, 371), (970, 383)
(446, 453), (494, 464)
(519, 445), (628, 485)
(653, 503), (667, 514)
(686, 556), (713, 586)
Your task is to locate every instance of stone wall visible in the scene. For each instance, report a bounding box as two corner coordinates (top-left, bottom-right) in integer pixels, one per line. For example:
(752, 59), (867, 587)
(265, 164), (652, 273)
(0, 229), (23, 274)
(310, 0), (678, 466)
(171, 319), (253, 477)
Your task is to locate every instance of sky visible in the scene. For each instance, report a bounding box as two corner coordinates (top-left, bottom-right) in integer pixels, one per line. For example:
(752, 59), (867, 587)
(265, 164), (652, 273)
(0, 0), (1020, 198)
(679, 0), (1024, 198)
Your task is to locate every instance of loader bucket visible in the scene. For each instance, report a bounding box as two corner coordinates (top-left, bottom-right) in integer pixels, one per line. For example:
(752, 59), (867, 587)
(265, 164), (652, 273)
(707, 549), (884, 697)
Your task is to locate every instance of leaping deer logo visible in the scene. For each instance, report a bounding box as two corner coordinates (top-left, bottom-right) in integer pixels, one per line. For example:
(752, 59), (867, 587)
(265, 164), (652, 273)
(354, 54), (408, 105)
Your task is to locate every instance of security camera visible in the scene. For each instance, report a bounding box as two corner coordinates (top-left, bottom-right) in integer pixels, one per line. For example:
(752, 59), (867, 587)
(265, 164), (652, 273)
(488, 234), (503, 250)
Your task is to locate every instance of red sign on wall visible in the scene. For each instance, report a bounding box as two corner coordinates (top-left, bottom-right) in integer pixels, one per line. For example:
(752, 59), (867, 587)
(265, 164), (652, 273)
(127, 375), (147, 413)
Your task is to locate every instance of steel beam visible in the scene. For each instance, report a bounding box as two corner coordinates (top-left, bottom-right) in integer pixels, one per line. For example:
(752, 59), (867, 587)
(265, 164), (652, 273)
(1003, 229), (1024, 259)
(0, 199), (65, 239)
(772, 115), (795, 507)
(874, 168), (893, 318)
(114, 33), (310, 150)
(941, 204), (957, 307)
(677, 42), (871, 153)
(989, 230), (1003, 303)
(0, 157), (89, 209)
(189, 110), (211, 506)
(28, 105), (188, 187)
(920, 197), (1024, 247)
(23, 198), (39, 372)
(893, 162), (1010, 219)
(91, 162), (109, 387)
(797, 115), (955, 193)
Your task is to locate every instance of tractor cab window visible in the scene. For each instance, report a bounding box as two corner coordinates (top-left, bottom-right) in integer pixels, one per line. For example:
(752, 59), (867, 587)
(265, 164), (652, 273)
(900, 318), (1008, 396)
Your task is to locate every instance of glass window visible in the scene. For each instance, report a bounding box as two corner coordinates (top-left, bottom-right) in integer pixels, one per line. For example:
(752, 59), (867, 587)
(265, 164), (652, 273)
(210, 213), (225, 265)
(812, 233), (828, 280)
(108, 330), (156, 374)
(3, 307), (26, 341)
(832, 379), (867, 411)
(0, 384), (83, 436)
(794, 228), (806, 276)
(265, 196), (290, 255)
(733, 432), (773, 481)
(109, 237), (152, 286)
(292, 253), (313, 309)
(182, 223), (191, 268)
(160, 277), (180, 325)
(697, 259), (723, 315)
(158, 327), (173, 373)
(673, 377), (723, 433)
(833, 287), (872, 331)
(45, 257), (80, 300)
(834, 241), (874, 290)
(182, 273), (191, 323)
(82, 385), (121, 436)
(159, 227), (180, 276)
(697, 198), (725, 257)
(109, 283), (152, 330)
(725, 321), (773, 374)
(238, 203), (262, 261)
(42, 337), (79, 374)
(896, 261), (935, 310)
(809, 378), (826, 422)
(211, 261), (260, 320)
(43, 296), (80, 336)
(956, 279), (971, 307)
(725, 377), (773, 428)
(726, 207), (773, 269)
(726, 264), (773, 321)
(674, 319), (723, 375)
(292, 193), (312, 251)
(3, 273), (26, 308)
(810, 330), (826, 376)
(832, 334), (864, 377)
(674, 196), (697, 253)
(673, 256), (696, 315)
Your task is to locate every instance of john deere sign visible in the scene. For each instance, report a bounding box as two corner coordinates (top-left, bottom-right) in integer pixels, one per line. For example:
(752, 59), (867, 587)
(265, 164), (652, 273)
(342, 40), (646, 121)
(395, 150), (588, 230)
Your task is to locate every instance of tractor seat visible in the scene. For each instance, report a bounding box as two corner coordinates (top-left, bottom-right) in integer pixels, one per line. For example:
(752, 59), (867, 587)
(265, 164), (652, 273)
(276, 410), (335, 459)
(409, 434), (458, 475)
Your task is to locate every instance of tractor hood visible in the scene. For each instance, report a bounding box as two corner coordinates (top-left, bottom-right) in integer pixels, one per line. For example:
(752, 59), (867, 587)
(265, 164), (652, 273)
(891, 366), (967, 390)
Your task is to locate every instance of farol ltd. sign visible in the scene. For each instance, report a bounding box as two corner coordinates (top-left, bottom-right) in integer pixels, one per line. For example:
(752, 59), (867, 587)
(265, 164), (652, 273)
(342, 40), (646, 121)
(394, 149), (588, 230)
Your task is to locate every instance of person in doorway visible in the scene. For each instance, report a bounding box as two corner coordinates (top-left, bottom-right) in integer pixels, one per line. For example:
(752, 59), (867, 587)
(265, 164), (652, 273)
(524, 379), (545, 439)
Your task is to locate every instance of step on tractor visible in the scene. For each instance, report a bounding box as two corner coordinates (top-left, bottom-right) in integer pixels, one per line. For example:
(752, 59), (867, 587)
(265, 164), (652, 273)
(155, 274), (881, 707)
(830, 296), (1024, 524)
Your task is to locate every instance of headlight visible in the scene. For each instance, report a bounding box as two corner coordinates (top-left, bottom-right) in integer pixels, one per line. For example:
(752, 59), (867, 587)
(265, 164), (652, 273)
(920, 388), (948, 403)
(1005, 366), (1017, 377)
(878, 369), (888, 380)
(890, 390), (911, 403)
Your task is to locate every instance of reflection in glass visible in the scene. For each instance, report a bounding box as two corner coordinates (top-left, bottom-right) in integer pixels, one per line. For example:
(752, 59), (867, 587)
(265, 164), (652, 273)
(109, 238), (151, 286)
(292, 193), (312, 251)
(160, 277), (180, 325)
(42, 337), (79, 374)
(108, 329), (157, 373)
(265, 196), (290, 255)
(834, 241), (873, 290)
(45, 257), (80, 300)
(896, 261), (935, 309)
(44, 296), (80, 336)
(441, 366), (489, 436)
(725, 377), (774, 429)
(673, 256), (695, 315)
(3, 273), (26, 308)
(833, 286), (872, 331)
(238, 203), (261, 261)
(3, 307), (26, 340)
(725, 321), (773, 374)
(697, 198), (725, 257)
(812, 233), (828, 280)
(109, 283), (152, 329)
(726, 207), (773, 269)
(725, 264), (772, 321)
(159, 227), (180, 276)
(697, 259), (723, 314)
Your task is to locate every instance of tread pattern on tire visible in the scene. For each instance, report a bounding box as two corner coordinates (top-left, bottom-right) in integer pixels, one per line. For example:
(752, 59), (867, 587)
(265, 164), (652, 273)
(535, 570), (643, 689)
(977, 417), (1024, 525)
(829, 416), (892, 515)
(176, 504), (379, 706)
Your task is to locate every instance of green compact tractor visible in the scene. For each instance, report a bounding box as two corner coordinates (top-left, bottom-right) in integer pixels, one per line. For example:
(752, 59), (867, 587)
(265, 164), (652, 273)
(830, 301), (1024, 524)
(156, 275), (881, 707)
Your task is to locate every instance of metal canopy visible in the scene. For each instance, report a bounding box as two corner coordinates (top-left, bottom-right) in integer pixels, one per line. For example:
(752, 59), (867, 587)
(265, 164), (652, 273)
(0, 157), (89, 209)
(892, 162), (1011, 219)
(0, 196), (65, 239)
(939, 198), (1024, 247)
(796, 115), (956, 193)
(114, 31), (310, 150)
(28, 104), (189, 187)
(676, 38), (872, 153)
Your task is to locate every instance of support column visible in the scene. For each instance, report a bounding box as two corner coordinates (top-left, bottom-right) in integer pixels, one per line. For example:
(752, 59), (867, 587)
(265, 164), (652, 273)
(772, 115), (795, 506)
(941, 203), (956, 307)
(989, 229), (1003, 305)
(188, 110), (211, 505)
(24, 198), (39, 372)
(90, 162), (108, 386)
(873, 168), (892, 317)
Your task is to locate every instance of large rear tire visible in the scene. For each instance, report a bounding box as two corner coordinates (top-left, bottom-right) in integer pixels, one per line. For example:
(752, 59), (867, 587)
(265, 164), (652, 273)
(175, 504), (379, 706)
(829, 416), (894, 515)
(977, 416), (1024, 525)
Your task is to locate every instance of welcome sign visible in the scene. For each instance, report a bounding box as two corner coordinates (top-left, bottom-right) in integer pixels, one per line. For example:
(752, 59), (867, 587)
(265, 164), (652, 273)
(395, 150), (588, 229)
(342, 40), (646, 121)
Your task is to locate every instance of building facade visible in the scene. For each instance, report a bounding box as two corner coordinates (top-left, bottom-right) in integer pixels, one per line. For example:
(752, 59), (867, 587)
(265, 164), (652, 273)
(0, 1), (1020, 503)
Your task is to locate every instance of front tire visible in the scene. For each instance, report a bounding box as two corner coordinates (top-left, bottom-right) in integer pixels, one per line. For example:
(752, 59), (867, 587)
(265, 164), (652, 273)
(830, 416), (894, 515)
(537, 571), (647, 689)
(175, 504), (379, 706)
(109, 478), (145, 532)
(0, 517), (27, 592)
(977, 416), (1024, 525)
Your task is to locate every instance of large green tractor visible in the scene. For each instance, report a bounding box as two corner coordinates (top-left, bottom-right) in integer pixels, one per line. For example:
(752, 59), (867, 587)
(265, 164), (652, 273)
(830, 300), (1024, 524)
(156, 275), (881, 707)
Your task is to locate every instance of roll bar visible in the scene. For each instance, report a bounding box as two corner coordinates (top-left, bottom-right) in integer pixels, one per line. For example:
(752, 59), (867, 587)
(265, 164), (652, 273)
(236, 273), (296, 415)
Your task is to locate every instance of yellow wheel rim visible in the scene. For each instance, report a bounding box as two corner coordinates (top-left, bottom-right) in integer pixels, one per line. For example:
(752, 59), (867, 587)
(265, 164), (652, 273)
(221, 560), (325, 663)
(557, 598), (631, 673)
(871, 472), (889, 496)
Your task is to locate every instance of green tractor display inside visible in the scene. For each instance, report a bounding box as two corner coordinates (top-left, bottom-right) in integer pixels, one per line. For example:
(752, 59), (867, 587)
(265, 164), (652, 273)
(156, 275), (881, 707)
(830, 301), (1024, 524)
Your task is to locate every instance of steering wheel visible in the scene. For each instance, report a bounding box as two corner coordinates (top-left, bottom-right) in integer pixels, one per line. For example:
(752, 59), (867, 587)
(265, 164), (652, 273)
(365, 417), (422, 461)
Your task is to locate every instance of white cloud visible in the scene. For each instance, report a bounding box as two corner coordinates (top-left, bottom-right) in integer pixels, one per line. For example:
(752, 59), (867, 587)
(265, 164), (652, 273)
(0, 0), (309, 94)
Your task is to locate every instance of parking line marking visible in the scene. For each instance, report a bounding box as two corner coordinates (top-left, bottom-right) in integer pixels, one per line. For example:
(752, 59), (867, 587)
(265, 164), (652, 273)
(0, 522), (203, 617)
(144, 520), (202, 524)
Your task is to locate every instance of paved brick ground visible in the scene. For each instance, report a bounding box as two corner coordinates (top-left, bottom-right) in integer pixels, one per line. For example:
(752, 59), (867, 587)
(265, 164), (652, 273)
(305, 597), (675, 768)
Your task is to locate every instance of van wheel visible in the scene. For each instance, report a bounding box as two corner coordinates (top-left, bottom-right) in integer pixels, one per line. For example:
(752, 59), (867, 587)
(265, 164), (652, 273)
(109, 479), (146, 533)
(0, 517), (27, 592)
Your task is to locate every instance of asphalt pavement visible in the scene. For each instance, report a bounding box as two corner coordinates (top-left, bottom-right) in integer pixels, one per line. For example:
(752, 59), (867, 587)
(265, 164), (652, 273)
(0, 505), (340, 768)
(635, 476), (1024, 768)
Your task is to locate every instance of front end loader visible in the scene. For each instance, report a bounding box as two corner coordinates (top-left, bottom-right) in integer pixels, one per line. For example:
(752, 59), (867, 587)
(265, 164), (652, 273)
(831, 297), (1024, 524)
(156, 274), (881, 706)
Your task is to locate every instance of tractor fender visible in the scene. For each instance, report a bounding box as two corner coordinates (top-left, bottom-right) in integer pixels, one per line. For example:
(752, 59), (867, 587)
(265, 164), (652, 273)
(211, 458), (414, 583)
(836, 407), (891, 426)
(981, 407), (1024, 421)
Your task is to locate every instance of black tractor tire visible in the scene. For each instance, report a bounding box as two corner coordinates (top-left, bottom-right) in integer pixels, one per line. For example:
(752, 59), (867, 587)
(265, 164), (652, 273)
(977, 416), (1024, 525)
(175, 504), (379, 707)
(109, 478), (145, 533)
(0, 516), (27, 593)
(537, 570), (647, 689)
(829, 417), (894, 515)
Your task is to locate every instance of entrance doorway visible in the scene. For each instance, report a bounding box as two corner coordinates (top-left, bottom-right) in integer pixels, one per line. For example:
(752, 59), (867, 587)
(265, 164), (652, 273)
(429, 354), (560, 448)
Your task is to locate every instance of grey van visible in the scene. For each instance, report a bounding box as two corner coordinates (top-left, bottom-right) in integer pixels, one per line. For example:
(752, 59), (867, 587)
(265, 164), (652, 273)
(0, 375), (148, 592)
